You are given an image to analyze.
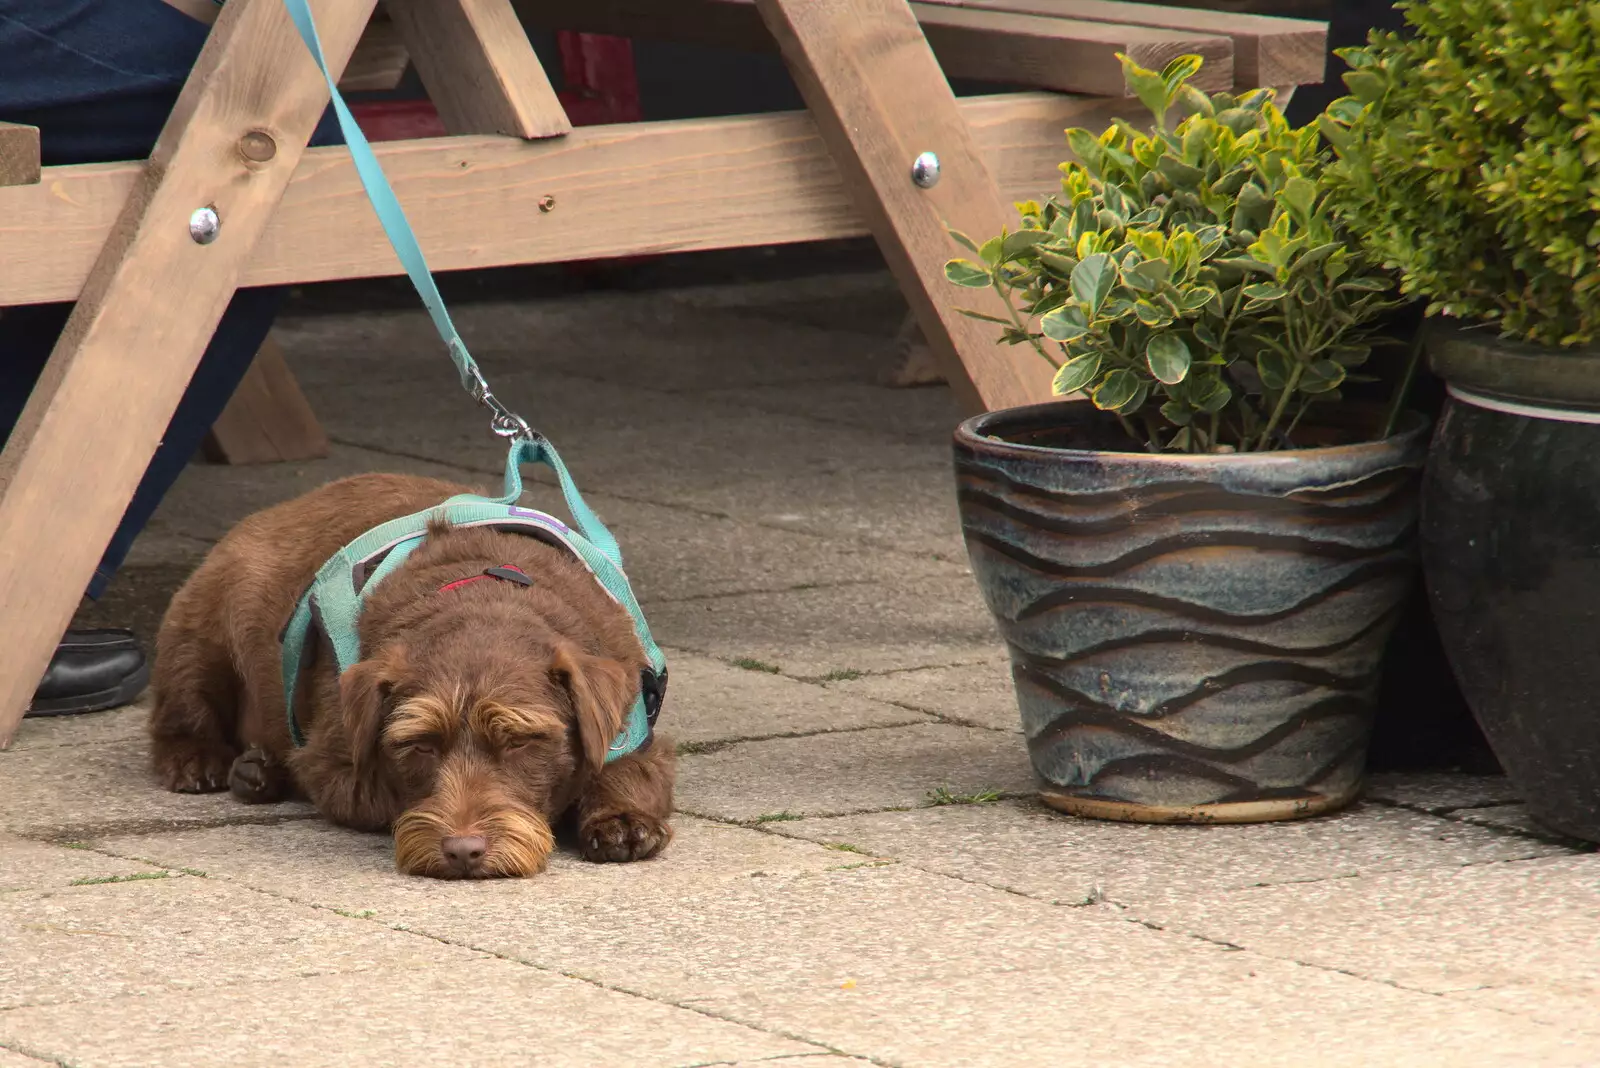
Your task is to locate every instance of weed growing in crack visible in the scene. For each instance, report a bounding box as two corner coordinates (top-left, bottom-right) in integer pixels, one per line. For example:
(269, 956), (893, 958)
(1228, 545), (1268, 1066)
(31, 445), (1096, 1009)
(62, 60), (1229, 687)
(68, 871), (169, 887)
(825, 842), (868, 854)
(335, 908), (377, 919)
(820, 669), (865, 682)
(676, 739), (733, 756)
(827, 860), (896, 872)
(750, 811), (802, 824)
(730, 658), (782, 674)
(926, 787), (1003, 807)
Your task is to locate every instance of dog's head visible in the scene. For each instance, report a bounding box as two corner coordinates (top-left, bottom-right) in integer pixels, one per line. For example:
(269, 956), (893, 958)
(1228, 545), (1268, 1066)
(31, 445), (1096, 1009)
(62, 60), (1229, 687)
(339, 629), (638, 879)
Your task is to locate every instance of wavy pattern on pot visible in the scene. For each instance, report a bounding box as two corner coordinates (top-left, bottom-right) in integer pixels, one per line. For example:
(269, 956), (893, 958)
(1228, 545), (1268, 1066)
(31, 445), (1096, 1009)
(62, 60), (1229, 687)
(954, 404), (1427, 811)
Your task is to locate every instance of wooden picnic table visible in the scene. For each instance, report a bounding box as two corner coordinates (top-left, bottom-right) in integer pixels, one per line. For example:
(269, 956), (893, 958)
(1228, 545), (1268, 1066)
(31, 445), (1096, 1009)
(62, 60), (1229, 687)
(0, 0), (1326, 746)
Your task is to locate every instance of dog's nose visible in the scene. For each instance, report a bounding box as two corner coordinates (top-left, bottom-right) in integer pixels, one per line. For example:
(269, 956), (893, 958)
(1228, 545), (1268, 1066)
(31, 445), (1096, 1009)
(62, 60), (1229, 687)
(441, 835), (488, 875)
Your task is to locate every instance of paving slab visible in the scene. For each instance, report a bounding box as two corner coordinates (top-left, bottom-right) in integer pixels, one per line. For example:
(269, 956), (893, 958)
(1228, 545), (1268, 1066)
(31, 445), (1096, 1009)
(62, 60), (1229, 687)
(1454, 803), (1580, 840)
(0, 1047), (51, 1067)
(93, 816), (851, 922)
(662, 267), (906, 339)
(0, 732), (313, 839)
(1128, 853), (1600, 1039)
(662, 654), (929, 748)
(657, 464), (968, 562)
(149, 441), (956, 607)
(0, 835), (164, 894)
(773, 800), (1575, 907)
(0, 874), (480, 1010)
(280, 284), (893, 394)
(310, 367), (939, 502)
(701, 379), (965, 442)
(691, 953), (1595, 1068)
(0, 957), (820, 1068)
(714, 1059), (870, 1067)
(596, 498), (962, 605)
(824, 659), (1020, 734)
(118, 529), (213, 569)
(1365, 771), (1522, 813)
(5, 702), (149, 753)
(674, 723), (1037, 821)
(144, 443), (490, 545)
(89, 846), (1580, 1068)
(650, 574), (1003, 678)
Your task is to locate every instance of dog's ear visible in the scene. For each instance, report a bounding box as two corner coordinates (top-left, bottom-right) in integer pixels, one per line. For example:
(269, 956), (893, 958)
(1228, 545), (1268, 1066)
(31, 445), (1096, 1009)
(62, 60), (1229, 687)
(339, 644), (406, 771)
(550, 644), (634, 771)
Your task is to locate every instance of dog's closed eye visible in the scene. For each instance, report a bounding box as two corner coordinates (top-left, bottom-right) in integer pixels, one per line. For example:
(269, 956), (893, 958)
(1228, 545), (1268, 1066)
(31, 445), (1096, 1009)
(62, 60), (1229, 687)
(498, 728), (558, 756)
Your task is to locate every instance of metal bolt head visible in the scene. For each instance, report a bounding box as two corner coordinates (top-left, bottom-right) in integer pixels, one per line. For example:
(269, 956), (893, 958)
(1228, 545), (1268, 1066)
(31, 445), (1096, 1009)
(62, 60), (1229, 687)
(911, 151), (941, 189)
(239, 130), (277, 163)
(538, 195), (556, 213)
(189, 206), (220, 245)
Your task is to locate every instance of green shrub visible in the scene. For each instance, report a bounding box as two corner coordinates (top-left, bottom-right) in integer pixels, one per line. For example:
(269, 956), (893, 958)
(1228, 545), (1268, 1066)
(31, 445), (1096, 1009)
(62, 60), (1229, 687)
(945, 55), (1400, 453)
(1319, 0), (1600, 347)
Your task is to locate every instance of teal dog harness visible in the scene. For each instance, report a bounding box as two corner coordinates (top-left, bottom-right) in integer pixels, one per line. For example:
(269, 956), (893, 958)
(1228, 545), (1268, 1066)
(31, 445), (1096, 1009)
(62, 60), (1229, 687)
(276, 1), (666, 759)
(278, 437), (667, 760)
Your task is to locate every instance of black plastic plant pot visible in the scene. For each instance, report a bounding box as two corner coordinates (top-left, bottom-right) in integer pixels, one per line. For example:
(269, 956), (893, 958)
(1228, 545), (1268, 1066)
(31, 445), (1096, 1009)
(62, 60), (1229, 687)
(953, 399), (1428, 824)
(1422, 323), (1600, 842)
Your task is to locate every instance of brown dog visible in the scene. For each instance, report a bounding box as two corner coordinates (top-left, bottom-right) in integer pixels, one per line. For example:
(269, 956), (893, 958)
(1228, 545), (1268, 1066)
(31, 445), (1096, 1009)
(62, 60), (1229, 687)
(148, 473), (675, 878)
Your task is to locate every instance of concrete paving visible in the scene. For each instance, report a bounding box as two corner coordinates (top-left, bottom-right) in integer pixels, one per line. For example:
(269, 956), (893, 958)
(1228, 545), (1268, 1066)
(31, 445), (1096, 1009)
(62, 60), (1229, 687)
(3, 270), (1596, 1066)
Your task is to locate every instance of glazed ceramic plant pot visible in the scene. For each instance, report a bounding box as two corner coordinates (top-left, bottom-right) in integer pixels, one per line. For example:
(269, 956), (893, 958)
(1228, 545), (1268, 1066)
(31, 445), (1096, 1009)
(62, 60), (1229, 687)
(953, 400), (1427, 823)
(1421, 323), (1600, 842)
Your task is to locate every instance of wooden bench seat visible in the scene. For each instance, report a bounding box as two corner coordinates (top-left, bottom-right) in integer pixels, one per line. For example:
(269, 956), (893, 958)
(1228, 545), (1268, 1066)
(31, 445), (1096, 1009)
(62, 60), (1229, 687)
(511, 0), (1327, 94)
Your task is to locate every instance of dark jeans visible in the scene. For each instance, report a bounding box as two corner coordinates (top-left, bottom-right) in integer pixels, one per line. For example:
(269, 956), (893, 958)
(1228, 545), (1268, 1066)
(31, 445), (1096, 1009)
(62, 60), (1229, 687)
(0, 0), (337, 601)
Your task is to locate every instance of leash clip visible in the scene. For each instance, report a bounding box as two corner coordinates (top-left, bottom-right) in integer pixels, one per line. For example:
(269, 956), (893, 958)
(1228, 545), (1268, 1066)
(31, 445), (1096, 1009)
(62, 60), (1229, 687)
(465, 362), (536, 441)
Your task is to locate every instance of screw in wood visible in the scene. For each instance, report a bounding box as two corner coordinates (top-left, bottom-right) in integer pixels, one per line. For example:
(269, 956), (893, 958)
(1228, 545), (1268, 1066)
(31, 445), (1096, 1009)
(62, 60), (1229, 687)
(538, 195), (557, 213)
(911, 151), (941, 189)
(239, 130), (277, 163)
(188, 206), (220, 245)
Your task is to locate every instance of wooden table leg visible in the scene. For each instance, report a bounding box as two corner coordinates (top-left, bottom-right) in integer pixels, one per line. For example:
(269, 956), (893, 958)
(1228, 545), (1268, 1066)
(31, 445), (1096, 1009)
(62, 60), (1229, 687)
(385, 0), (572, 138)
(753, 0), (1057, 413)
(203, 336), (331, 465)
(0, 0), (378, 747)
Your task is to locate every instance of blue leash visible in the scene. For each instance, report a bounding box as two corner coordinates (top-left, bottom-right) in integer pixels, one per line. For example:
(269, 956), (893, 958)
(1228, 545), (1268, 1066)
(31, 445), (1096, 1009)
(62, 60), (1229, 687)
(280, 0), (532, 444)
(275, 0), (665, 758)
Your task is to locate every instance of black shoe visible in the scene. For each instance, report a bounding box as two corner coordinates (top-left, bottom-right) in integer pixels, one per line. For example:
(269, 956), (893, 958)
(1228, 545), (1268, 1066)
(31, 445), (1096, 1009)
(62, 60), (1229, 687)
(26, 629), (150, 718)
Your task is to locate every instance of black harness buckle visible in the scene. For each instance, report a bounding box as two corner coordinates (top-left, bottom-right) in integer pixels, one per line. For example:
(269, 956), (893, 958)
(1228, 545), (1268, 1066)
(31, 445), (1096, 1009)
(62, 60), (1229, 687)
(640, 666), (667, 726)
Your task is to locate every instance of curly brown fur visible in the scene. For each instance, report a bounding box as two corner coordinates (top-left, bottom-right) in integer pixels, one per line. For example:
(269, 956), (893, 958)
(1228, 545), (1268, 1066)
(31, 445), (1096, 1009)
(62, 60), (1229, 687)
(149, 474), (676, 878)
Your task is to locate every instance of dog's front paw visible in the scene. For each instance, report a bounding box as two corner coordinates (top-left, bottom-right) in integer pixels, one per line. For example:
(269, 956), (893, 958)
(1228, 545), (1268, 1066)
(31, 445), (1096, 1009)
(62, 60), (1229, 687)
(152, 736), (237, 794)
(228, 747), (289, 804)
(579, 812), (672, 863)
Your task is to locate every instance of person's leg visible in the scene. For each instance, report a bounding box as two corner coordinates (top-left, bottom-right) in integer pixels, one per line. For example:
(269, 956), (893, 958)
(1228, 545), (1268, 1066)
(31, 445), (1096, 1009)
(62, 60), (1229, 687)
(0, 1), (339, 713)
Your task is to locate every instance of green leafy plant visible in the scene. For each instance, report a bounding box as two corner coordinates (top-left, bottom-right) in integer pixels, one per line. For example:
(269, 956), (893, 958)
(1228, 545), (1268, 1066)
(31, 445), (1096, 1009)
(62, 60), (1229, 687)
(1318, 0), (1600, 347)
(944, 54), (1401, 453)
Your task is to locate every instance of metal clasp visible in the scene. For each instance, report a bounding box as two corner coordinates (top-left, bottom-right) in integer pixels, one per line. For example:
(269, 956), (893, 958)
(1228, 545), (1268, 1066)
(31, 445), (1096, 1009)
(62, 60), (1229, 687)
(464, 362), (535, 441)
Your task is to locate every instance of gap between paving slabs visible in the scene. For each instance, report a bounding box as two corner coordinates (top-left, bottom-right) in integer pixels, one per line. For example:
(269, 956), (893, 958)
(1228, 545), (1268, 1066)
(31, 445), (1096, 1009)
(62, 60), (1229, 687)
(720, 797), (1600, 1046)
(6, 831), (851, 1068)
(62, 812), (1574, 1061)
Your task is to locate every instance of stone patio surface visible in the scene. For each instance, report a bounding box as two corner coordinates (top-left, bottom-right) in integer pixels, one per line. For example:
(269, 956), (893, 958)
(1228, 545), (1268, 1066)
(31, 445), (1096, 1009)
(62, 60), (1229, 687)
(3, 267), (1596, 1067)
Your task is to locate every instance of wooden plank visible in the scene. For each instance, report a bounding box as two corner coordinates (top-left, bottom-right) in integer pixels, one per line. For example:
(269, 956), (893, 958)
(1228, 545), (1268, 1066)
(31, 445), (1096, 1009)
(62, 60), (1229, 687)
(0, 122), (40, 187)
(0, 0), (377, 748)
(752, 0), (1055, 412)
(340, 15), (412, 92)
(158, 0), (223, 22)
(203, 336), (331, 465)
(512, 0), (1234, 95)
(385, 0), (570, 138)
(920, 6), (1231, 92)
(925, 0), (1326, 87)
(0, 93), (1120, 305)
(164, 0), (413, 91)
